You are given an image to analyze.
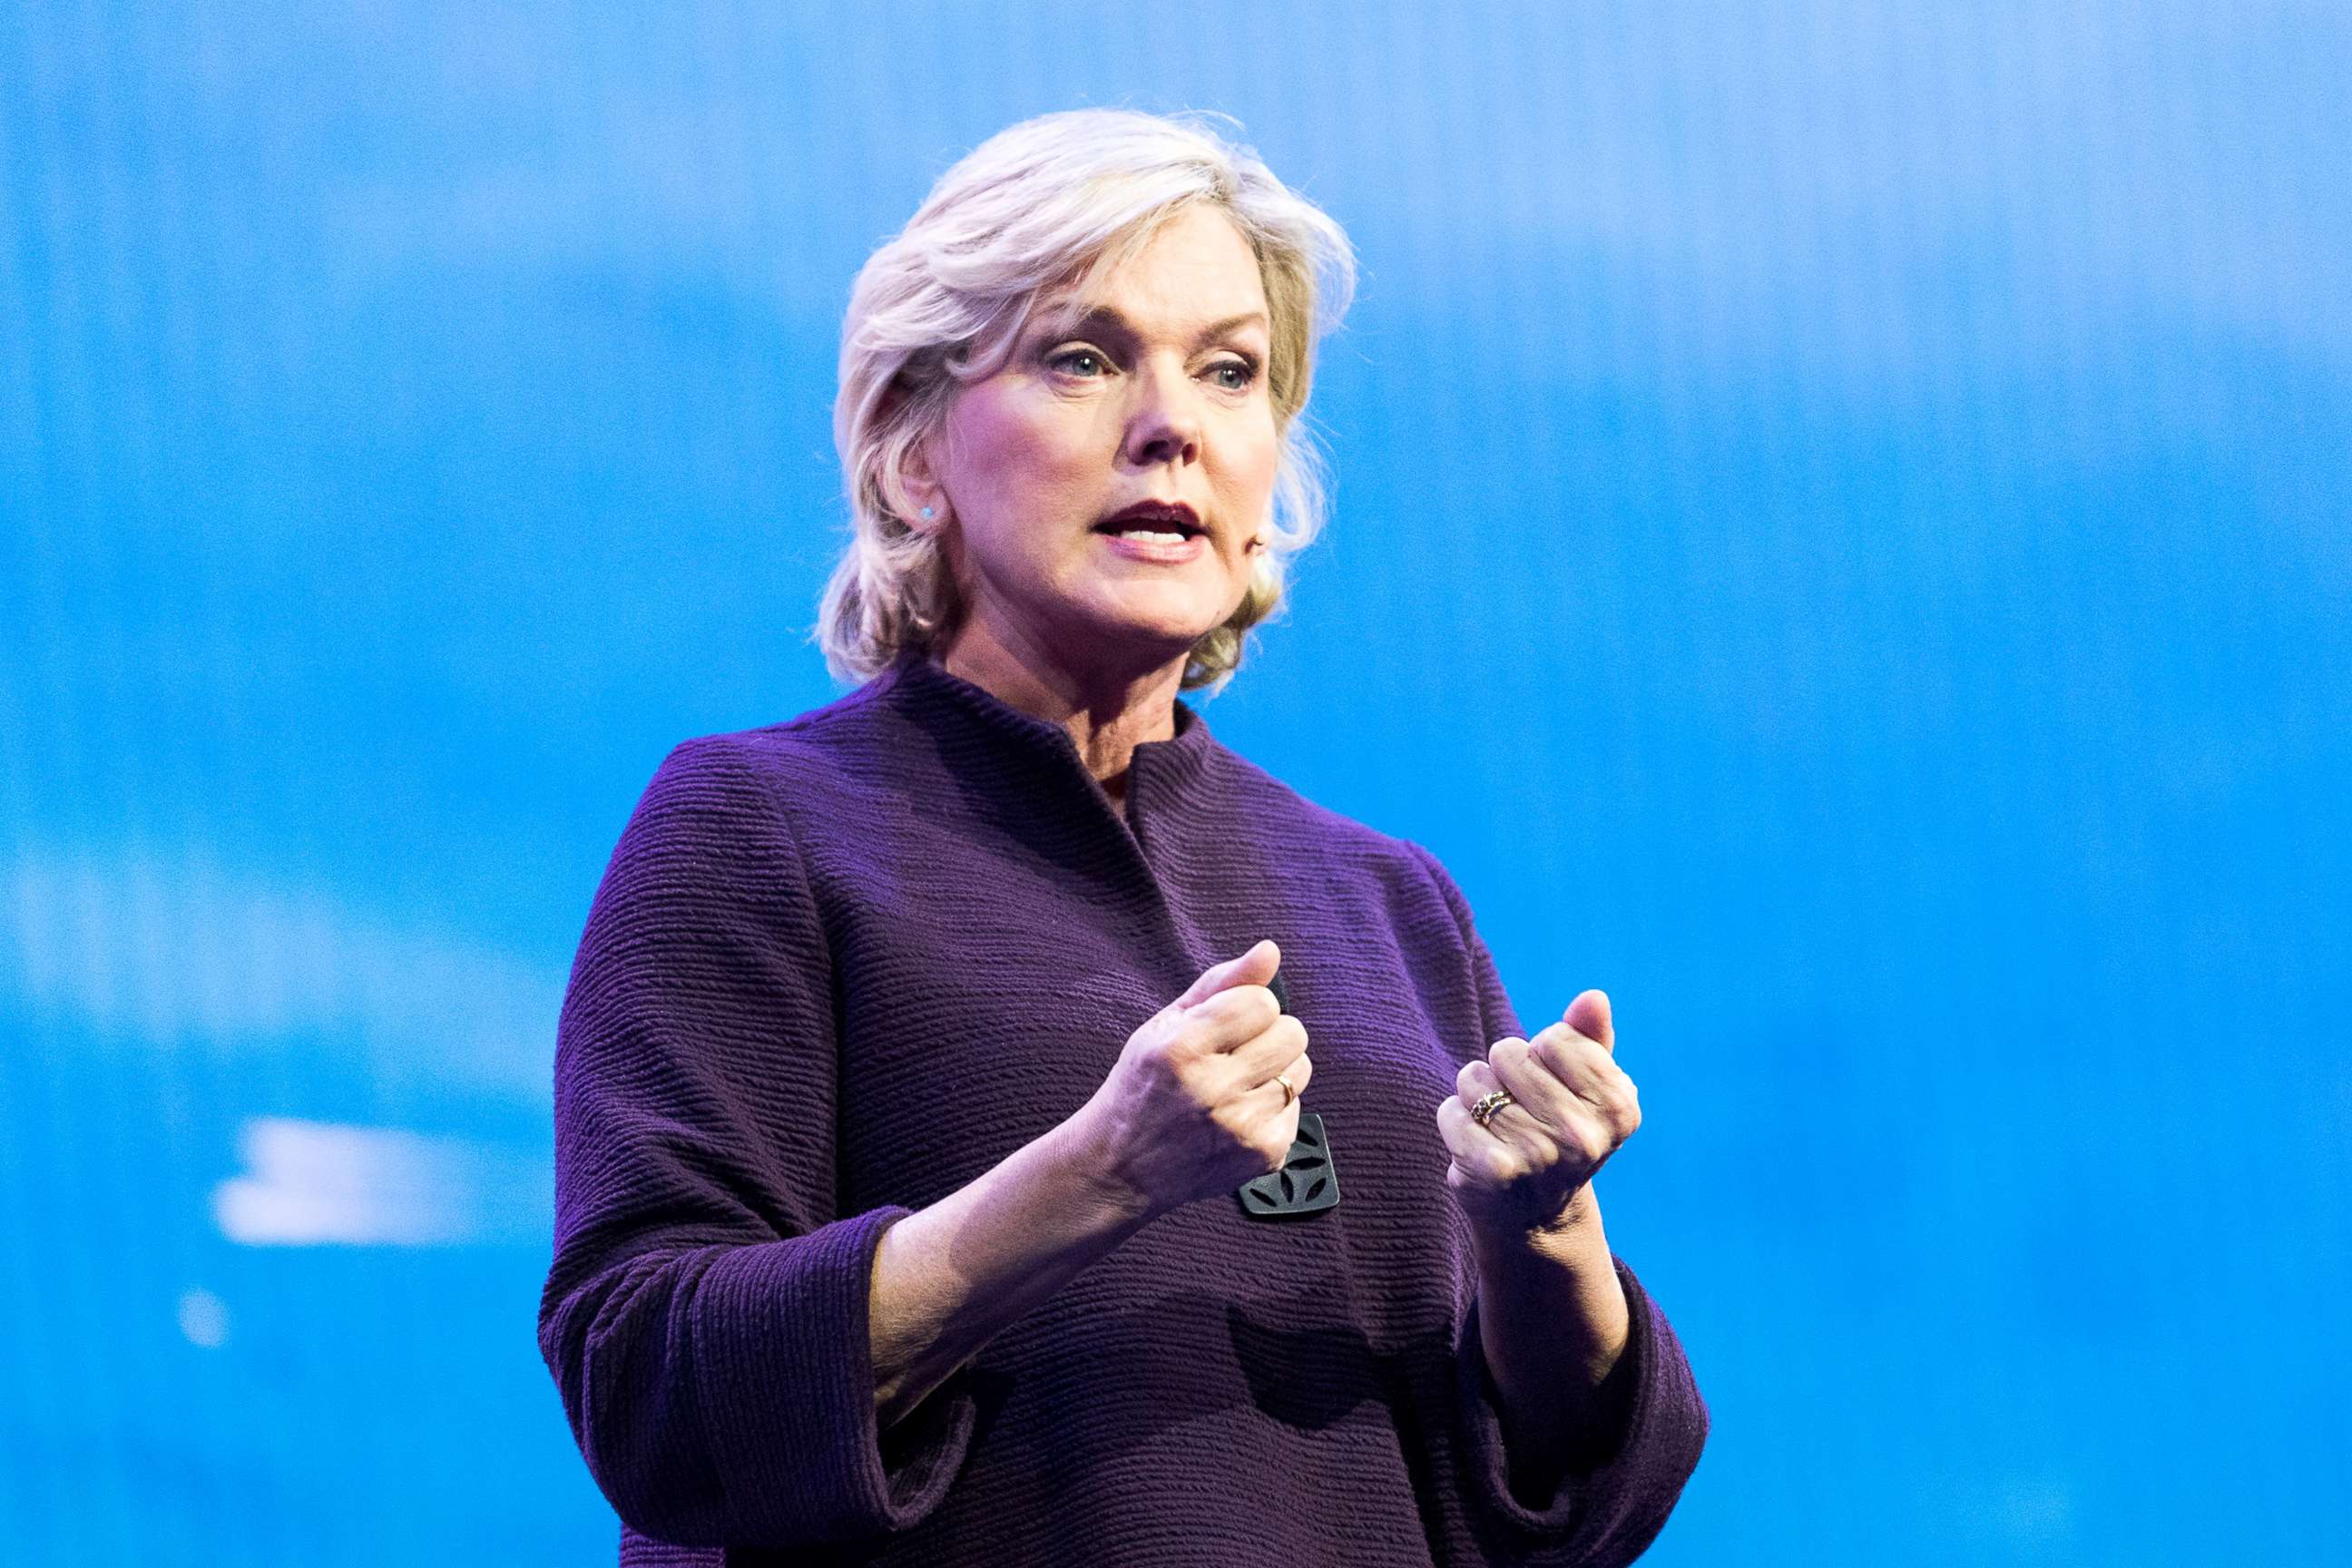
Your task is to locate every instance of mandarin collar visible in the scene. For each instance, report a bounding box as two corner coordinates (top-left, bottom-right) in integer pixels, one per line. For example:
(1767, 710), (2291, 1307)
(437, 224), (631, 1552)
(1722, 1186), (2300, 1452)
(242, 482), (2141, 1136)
(879, 649), (1219, 796)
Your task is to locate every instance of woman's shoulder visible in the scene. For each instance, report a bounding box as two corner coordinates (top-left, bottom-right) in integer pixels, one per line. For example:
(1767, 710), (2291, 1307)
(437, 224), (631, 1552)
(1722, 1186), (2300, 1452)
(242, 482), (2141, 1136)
(675, 666), (938, 771)
(622, 681), (906, 842)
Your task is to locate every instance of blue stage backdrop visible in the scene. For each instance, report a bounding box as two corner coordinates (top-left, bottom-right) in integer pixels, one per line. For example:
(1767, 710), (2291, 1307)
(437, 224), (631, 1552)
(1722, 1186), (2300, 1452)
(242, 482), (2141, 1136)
(4, 4), (2346, 1563)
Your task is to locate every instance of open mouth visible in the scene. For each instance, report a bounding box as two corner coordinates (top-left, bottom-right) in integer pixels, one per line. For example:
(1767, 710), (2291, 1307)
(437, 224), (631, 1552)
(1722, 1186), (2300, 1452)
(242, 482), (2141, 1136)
(1093, 503), (1204, 544)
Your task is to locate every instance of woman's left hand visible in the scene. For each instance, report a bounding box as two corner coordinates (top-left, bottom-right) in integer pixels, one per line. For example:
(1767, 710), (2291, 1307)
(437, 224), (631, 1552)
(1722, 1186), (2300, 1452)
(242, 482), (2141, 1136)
(1436, 990), (1640, 1236)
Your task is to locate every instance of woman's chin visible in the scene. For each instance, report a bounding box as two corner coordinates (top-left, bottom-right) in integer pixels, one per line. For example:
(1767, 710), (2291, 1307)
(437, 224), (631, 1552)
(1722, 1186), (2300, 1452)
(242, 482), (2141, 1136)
(1065, 608), (1223, 671)
(1074, 583), (1232, 652)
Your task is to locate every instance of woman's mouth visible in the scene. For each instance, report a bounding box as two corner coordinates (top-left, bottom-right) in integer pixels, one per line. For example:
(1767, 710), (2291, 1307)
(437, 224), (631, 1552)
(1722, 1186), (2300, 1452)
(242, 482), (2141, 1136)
(1095, 527), (1208, 564)
(1093, 500), (1209, 564)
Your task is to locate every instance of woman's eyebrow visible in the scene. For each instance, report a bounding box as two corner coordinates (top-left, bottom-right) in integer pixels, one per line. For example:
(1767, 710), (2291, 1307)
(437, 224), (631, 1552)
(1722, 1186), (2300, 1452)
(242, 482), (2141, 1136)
(1043, 304), (1269, 347)
(1191, 309), (1271, 345)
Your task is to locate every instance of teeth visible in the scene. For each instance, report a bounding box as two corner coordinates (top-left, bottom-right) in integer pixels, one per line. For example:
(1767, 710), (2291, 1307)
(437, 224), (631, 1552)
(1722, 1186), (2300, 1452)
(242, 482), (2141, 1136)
(1112, 529), (1188, 544)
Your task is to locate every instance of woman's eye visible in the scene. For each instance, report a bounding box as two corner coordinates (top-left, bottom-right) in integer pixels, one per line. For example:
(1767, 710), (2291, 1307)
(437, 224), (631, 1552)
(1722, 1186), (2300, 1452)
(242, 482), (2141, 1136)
(1048, 348), (1108, 377)
(1210, 358), (1260, 391)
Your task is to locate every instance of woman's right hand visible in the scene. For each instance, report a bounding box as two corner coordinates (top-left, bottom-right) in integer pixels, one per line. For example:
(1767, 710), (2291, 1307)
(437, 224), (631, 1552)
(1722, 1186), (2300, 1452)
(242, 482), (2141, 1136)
(1073, 939), (1313, 1219)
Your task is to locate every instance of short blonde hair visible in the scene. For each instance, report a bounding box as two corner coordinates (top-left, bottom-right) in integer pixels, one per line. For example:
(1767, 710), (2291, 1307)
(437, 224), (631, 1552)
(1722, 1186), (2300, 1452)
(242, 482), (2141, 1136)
(818, 108), (1357, 691)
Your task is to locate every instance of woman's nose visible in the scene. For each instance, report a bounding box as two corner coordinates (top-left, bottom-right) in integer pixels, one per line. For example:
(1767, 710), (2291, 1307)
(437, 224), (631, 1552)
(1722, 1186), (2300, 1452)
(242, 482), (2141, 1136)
(1122, 358), (1202, 469)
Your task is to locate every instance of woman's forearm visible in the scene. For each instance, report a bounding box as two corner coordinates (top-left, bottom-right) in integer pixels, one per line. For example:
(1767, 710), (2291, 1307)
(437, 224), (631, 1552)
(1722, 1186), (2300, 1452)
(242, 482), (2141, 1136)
(1467, 1185), (1634, 1495)
(867, 1110), (1154, 1429)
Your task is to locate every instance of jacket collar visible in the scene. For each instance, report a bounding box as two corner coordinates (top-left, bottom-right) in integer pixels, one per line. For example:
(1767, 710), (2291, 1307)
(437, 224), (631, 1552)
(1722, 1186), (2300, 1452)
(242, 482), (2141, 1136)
(877, 648), (1220, 799)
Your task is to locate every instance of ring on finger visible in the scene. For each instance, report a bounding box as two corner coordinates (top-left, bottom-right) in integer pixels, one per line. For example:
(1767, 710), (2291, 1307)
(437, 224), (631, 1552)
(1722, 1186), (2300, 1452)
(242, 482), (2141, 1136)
(1468, 1088), (1515, 1128)
(1276, 1073), (1296, 1107)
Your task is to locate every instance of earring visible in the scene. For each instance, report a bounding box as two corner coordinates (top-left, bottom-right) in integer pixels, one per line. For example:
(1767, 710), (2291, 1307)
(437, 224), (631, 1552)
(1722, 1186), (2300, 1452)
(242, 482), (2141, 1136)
(919, 505), (936, 521)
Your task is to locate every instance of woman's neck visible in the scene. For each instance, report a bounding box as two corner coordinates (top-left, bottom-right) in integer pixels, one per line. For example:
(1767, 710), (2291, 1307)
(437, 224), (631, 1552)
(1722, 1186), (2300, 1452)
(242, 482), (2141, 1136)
(937, 616), (1186, 799)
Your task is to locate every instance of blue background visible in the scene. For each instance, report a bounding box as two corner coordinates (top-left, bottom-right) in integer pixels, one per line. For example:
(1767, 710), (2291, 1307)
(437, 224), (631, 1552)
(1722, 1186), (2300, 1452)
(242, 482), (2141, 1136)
(5, 3), (2347, 1562)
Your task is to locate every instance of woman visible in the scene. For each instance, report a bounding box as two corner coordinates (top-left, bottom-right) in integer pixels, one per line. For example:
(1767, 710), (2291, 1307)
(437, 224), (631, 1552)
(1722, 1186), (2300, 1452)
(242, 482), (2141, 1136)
(539, 109), (1707, 1567)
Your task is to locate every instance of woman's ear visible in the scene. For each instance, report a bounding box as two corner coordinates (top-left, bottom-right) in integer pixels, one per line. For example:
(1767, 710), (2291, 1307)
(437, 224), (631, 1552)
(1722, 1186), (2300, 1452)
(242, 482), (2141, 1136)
(883, 446), (949, 534)
(884, 472), (945, 534)
(1246, 504), (1274, 554)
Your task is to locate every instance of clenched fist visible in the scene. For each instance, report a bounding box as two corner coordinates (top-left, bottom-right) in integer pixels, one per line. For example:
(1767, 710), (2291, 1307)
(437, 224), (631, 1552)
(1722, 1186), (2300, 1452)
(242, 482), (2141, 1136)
(1436, 989), (1639, 1234)
(1076, 940), (1312, 1219)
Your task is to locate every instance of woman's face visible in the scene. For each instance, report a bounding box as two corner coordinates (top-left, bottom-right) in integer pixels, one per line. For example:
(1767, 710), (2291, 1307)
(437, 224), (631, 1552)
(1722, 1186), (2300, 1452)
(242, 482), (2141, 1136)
(923, 205), (1280, 681)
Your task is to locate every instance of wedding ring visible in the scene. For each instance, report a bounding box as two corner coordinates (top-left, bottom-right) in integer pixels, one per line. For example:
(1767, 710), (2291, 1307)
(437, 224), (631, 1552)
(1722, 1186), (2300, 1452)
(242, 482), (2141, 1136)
(1275, 1073), (1296, 1107)
(1468, 1089), (1515, 1128)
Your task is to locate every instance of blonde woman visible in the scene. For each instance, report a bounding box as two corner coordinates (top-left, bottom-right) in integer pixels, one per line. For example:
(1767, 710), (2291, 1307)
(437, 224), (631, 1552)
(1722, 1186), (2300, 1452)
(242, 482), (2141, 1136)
(539, 108), (1707, 1567)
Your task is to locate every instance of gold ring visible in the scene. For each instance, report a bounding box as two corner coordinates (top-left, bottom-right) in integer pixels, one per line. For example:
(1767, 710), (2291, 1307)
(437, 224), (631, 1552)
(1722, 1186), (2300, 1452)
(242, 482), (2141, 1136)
(1275, 1073), (1296, 1107)
(1469, 1089), (1514, 1128)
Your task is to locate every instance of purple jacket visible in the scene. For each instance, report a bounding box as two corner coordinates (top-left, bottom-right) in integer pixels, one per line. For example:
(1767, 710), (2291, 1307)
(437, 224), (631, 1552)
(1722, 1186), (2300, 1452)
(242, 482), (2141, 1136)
(539, 652), (1707, 1565)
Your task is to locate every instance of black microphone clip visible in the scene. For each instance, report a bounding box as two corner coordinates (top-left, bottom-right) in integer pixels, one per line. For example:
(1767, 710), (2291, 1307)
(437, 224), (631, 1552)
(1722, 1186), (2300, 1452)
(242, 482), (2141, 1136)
(1237, 962), (1340, 1220)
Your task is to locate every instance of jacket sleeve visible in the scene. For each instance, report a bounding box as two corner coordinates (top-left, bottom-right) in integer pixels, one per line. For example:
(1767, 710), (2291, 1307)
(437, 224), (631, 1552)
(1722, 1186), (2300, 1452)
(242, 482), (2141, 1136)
(1406, 842), (1710, 1565)
(537, 736), (975, 1550)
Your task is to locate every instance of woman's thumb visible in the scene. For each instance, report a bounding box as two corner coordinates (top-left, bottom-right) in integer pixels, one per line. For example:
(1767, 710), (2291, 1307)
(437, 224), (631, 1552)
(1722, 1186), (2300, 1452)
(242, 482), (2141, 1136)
(1175, 938), (1280, 1011)
(1564, 988), (1614, 1052)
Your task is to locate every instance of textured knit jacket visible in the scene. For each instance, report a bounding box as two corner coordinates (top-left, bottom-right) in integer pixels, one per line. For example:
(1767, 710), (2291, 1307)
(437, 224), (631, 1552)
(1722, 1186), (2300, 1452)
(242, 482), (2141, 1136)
(538, 652), (1709, 1566)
